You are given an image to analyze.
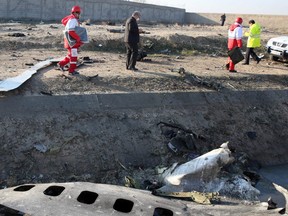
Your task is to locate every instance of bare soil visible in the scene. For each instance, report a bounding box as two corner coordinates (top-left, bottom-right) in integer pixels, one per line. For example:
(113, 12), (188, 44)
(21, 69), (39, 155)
(1, 22), (288, 96)
(1, 21), (288, 212)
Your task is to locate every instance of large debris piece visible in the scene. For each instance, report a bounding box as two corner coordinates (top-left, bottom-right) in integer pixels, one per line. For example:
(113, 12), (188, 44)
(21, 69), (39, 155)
(0, 59), (56, 92)
(155, 142), (261, 201)
(159, 142), (234, 187)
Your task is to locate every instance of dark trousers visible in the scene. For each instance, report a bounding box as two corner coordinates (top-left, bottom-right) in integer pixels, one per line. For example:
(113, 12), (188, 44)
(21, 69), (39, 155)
(245, 47), (260, 64)
(125, 42), (138, 69)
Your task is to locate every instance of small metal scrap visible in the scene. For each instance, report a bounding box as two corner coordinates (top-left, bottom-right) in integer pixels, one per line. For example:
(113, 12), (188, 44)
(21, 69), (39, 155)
(124, 176), (140, 189)
(40, 91), (53, 96)
(170, 67), (185, 74)
(154, 190), (220, 205)
(34, 143), (48, 153)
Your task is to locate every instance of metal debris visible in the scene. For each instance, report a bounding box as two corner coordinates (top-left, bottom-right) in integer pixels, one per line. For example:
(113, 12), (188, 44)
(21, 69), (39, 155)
(143, 40), (154, 49)
(157, 121), (203, 140)
(154, 190), (220, 205)
(25, 63), (34, 66)
(86, 74), (99, 81)
(155, 143), (261, 201)
(49, 25), (58, 29)
(0, 58), (54, 92)
(160, 49), (171, 54)
(159, 142), (234, 187)
(184, 72), (224, 91)
(116, 159), (128, 170)
(60, 73), (73, 80)
(34, 144), (48, 153)
(137, 50), (147, 61)
(170, 67), (185, 74)
(107, 28), (124, 33)
(81, 56), (94, 63)
(267, 197), (277, 210)
(8, 32), (25, 37)
(124, 176), (140, 189)
(40, 91), (53, 96)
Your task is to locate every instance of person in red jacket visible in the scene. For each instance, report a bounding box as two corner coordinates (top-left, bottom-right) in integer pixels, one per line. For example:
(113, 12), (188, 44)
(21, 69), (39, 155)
(227, 17), (243, 73)
(58, 5), (83, 75)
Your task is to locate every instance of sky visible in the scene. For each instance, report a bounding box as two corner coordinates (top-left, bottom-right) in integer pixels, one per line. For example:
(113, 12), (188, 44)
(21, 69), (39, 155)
(143, 0), (288, 16)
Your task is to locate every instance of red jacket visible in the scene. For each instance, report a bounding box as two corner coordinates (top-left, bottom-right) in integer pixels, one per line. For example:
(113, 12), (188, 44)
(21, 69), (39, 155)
(61, 14), (82, 49)
(228, 23), (243, 50)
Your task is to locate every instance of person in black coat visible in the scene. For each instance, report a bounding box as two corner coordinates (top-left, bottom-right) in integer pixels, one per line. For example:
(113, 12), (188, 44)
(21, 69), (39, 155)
(220, 13), (226, 26)
(124, 11), (144, 71)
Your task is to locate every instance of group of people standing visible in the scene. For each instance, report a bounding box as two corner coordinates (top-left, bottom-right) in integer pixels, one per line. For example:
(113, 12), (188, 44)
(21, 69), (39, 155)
(58, 6), (262, 75)
(57, 7), (144, 75)
(227, 17), (262, 72)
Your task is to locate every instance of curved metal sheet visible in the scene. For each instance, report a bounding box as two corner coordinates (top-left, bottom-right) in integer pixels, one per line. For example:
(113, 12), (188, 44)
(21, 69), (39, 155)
(0, 182), (284, 216)
(0, 59), (58, 92)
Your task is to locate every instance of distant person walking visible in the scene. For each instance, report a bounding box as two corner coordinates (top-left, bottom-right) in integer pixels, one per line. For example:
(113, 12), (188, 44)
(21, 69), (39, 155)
(124, 11), (144, 71)
(227, 17), (243, 73)
(243, 19), (262, 65)
(220, 14), (226, 26)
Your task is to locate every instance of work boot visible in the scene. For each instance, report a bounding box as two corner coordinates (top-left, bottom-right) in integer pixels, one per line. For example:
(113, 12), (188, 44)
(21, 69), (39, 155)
(128, 67), (138, 71)
(229, 70), (237, 73)
(57, 63), (65, 72)
(256, 58), (261, 64)
(225, 63), (229, 70)
(69, 71), (80, 75)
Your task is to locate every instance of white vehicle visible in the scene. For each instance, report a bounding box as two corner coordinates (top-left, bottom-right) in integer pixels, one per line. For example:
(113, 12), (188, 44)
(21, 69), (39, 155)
(266, 36), (288, 61)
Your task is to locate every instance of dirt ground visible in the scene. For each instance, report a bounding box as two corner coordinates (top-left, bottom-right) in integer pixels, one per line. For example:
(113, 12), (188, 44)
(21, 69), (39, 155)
(0, 21), (288, 96)
(1, 20), (288, 213)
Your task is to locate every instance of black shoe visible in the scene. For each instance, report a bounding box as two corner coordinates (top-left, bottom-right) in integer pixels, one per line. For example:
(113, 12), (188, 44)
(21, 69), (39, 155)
(225, 63), (229, 70)
(69, 71), (80, 75)
(128, 67), (138, 71)
(256, 58), (261, 64)
(229, 70), (237, 73)
(242, 63), (249, 65)
(57, 63), (65, 72)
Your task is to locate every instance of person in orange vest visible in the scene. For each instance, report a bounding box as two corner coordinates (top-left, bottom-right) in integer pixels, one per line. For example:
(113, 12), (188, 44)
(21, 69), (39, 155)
(242, 19), (262, 65)
(227, 17), (243, 73)
(58, 5), (83, 75)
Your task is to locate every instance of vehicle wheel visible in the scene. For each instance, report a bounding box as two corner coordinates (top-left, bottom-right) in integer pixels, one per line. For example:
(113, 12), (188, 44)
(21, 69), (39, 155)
(270, 55), (279, 61)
